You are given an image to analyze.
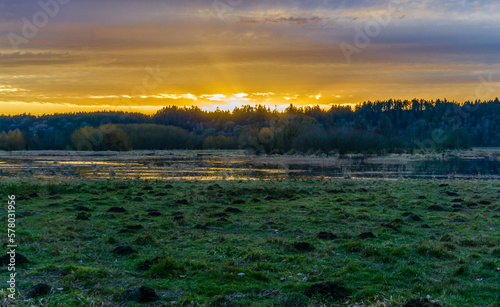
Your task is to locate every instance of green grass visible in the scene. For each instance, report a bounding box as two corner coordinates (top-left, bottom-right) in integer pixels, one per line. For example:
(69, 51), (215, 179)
(0, 179), (499, 306)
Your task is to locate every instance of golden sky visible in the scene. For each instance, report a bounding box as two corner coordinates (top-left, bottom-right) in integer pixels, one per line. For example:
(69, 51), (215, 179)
(1, 0), (500, 115)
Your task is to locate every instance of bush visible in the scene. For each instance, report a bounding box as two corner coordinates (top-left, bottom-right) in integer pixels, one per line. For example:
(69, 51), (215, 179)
(71, 125), (131, 151)
(203, 135), (237, 149)
(0, 129), (26, 150)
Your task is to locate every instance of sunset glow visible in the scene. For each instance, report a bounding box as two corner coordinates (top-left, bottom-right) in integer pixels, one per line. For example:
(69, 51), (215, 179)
(1, 0), (499, 115)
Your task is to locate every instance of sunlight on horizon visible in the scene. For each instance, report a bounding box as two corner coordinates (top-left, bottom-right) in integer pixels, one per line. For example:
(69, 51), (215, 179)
(1, 1), (499, 115)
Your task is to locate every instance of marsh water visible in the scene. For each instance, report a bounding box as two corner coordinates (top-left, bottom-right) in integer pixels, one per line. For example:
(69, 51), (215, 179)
(0, 149), (499, 180)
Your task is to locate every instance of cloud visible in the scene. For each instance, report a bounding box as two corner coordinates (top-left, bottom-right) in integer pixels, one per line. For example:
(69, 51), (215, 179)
(238, 15), (326, 26)
(1, 0), (500, 114)
(0, 51), (85, 66)
(201, 94), (227, 101)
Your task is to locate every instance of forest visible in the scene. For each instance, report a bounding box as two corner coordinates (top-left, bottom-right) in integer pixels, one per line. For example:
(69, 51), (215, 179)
(0, 99), (499, 154)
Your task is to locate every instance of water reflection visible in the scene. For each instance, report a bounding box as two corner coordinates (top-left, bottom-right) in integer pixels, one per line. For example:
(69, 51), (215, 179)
(0, 150), (498, 180)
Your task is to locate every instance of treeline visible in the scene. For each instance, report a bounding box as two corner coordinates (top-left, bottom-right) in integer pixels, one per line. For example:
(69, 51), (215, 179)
(1, 98), (499, 154)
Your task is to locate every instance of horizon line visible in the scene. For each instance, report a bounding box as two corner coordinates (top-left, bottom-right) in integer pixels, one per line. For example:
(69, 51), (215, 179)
(1, 98), (499, 117)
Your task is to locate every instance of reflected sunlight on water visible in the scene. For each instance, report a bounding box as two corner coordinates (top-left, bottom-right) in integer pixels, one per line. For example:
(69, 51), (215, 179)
(0, 150), (499, 180)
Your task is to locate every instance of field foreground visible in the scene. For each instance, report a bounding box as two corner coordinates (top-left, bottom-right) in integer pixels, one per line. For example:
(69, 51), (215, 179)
(1, 179), (499, 306)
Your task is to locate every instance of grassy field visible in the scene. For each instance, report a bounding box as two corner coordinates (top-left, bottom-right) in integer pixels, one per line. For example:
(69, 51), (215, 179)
(0, 179), (499, 306)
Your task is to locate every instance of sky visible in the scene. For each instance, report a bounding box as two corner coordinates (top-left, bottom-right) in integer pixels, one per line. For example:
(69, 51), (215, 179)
(0, 0), (500, 115)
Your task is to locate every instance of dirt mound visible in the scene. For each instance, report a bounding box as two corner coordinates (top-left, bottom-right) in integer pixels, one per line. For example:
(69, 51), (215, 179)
(226, 190), (237, 197)
(29, 192), (39, 198)
(75, 205), (91, 212)
(147, 210), (162, 217)
(76, 212), (90, 220)
(357, 232), (377, 239)
(291, 242), (313, 251)
(138, 256), (165, 270)
(214, 212), (229, 217)
(119, 225), (144, 233)
(194, 224), (209, 230)
(303, 281), (351, 300)
(0, 253), (29, 266)
(25, 283), (51, 299)
(198, 206), (221, 213)
(112, 246), (137, 256)
(128, 225), (144, 230)
(381, 223), (400, 232)
(107, 207), (127, 213)
(428, 205), (445, 211)
(406, 214), (423, 222)
(225, 207), (243, 213)
(317, 232), (338, 240)
(207, 184), (223, 190)
(174, 199), (190, 205)
(123, 285), (160, 303)
(328, 189), (346, 194)
(404, 298), (440, 307)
